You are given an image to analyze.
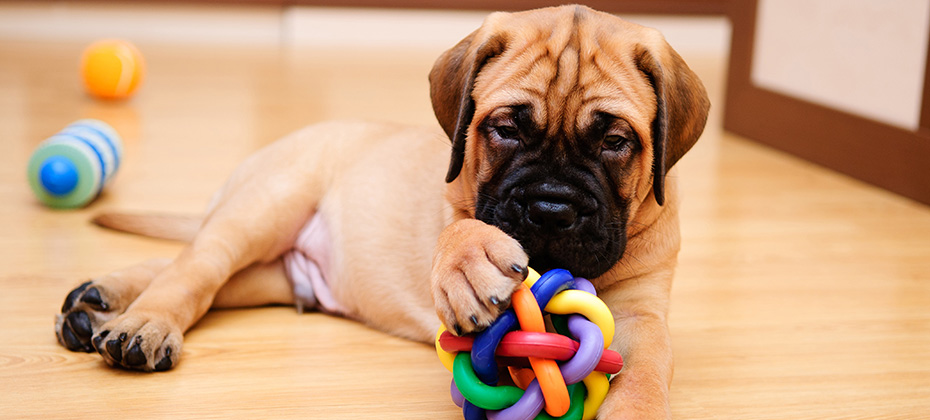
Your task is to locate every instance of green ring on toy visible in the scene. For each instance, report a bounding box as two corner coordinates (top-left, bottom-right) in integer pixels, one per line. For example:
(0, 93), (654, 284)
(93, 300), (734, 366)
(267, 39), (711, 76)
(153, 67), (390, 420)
(28, 136), (102, 208)
(453, 352), (524, 410)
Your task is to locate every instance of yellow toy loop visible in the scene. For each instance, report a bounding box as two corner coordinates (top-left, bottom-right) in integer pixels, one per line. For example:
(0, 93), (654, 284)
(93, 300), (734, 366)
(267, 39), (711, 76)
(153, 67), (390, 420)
(543, 290), (614, 348)
(581, 372), (610, 420)
(525, 267), (614, 348)
(435, 325), (456, 372)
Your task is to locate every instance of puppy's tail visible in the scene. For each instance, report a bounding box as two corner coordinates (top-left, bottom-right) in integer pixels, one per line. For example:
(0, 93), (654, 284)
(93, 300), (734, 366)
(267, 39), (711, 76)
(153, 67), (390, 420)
(92, 212), (203, 242)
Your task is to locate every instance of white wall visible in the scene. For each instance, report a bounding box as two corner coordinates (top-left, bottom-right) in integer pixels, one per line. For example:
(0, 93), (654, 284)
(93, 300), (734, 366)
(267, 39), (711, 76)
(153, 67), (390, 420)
(752, 0), (930, 131)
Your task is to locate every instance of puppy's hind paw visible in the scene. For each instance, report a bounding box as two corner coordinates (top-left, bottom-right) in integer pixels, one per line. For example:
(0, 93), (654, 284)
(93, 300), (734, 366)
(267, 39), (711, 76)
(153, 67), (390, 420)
(94, 315), (182, 372)
(56, 281), (120, 353)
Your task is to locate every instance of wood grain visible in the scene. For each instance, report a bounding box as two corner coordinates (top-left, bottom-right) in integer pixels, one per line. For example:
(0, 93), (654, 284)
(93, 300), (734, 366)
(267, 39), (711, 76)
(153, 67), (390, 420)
(1, 14), (929, 420)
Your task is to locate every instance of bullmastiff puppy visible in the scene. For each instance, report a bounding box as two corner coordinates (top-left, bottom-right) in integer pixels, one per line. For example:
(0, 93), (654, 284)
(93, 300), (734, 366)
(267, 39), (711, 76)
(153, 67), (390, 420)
(55, 5), (709, 418)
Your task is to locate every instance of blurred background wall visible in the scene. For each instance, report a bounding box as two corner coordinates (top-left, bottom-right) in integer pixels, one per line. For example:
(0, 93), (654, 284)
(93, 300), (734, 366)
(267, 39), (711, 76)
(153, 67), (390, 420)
(1, 0), (928, 205)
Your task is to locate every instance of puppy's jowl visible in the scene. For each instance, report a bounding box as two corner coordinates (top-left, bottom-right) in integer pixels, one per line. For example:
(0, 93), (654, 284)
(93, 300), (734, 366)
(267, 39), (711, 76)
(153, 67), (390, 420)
(56, 5), (708, 418)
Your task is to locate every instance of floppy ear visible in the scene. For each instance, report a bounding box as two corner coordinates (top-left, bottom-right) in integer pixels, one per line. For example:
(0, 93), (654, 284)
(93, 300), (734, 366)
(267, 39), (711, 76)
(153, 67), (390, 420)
(636, 37), (710, 205)
(429, 27), (507, 183)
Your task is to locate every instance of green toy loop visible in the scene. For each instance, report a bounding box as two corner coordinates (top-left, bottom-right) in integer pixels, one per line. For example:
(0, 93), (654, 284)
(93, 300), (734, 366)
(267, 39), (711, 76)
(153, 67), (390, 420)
(453, 353), (524, 410)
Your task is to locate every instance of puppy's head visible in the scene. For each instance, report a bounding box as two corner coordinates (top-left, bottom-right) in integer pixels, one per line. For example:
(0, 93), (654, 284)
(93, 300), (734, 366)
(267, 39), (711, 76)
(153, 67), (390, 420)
(430, 5), (709, 278)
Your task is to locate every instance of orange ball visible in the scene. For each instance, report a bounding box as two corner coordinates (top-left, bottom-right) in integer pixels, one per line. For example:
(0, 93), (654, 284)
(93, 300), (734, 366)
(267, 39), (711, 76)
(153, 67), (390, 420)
(80, 39), (145, 100)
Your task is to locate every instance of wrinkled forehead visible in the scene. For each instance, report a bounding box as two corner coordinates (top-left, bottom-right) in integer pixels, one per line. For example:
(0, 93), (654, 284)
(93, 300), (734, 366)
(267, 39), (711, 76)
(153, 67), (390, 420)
(470, 22), (658, 138)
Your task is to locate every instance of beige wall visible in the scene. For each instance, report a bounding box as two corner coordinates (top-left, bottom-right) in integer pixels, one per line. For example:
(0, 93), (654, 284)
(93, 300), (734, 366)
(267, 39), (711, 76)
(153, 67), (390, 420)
(751, 0), (930, 131)
(0, 2), (727, 52)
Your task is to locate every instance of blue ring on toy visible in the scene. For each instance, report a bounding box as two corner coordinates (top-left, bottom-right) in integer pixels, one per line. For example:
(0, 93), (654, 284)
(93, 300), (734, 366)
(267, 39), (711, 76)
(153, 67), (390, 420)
(471, 310), (517, 384)
(528, 269), (576, 310)
(464, 401), (486, 420)
(66, 132), (107, 190)
(75, 122), (121, 170)
(470, 269), (577, 385)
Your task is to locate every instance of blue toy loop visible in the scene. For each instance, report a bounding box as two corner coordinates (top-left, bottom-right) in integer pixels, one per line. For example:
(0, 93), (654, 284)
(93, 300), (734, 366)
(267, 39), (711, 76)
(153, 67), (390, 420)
(471, 269), (576, 385)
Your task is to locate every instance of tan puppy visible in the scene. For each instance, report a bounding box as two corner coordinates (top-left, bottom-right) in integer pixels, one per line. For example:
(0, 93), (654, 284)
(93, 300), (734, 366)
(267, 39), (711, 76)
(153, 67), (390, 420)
(55, 5), (708, 419)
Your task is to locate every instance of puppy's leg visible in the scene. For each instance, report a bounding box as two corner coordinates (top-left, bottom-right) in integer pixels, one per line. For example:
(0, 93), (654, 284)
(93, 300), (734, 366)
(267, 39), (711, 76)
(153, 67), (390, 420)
(88, 194), (315, 371)
(431, 219), (529, 335)
(596, 273), (674, 420)
(56, 258), (294, 360)
(85, 139), (341, 371)
(211, 259), (293, 309)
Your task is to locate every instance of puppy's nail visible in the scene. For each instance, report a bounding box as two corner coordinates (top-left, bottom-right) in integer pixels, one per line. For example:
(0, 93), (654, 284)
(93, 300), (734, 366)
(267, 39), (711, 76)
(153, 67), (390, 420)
(124, 337), (147, 367)
(469, 315), (478, 327)
(497, 297), (511, 310)
(106, 338), (123, 362)
(92, 332), (106, 351)
(489, 296), (500, 306)
(59, 323), (86, 352)
(154, 347), (173, 372)
(66, 311), (93, 339)
(62, 281), (91, 313)
(94, 330), (110, 354)
(511, 264), (529, 280)
(80, 287), (108, 311)
(453, 323), (464, 336)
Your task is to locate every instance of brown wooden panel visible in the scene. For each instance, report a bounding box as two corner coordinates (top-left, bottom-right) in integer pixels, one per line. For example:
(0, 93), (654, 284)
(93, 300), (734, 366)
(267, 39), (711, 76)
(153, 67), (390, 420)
(724, 0), (930, 205)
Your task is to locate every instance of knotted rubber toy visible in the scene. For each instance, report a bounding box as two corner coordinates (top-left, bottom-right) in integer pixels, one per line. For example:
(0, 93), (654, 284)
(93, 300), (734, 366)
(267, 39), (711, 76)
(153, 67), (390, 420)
(435, 269), (623, 420)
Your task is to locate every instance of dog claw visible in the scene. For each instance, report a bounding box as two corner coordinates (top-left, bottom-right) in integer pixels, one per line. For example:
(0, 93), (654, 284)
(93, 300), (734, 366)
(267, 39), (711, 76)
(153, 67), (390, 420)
(154, 347), (173, 372)
(92, 330), (108, 351)
(106, 333), (127, 362)
(62, 281), (92, 313)
(66, 311), (93, 338)
(79, 287), (108, 311)
(124, 337), (146, 367)
(60, 311), (94, 352)
(60, 322), (91, 352)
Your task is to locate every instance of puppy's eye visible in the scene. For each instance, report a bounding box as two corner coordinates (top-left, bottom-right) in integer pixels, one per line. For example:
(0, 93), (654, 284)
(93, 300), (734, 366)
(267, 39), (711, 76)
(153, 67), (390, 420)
(602, 135), (630, 151)
(494, 124), (520, 139)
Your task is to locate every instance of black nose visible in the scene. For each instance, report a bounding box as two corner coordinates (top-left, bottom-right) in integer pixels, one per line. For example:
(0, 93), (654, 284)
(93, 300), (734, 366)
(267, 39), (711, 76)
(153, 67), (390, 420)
(527, 200), (577, 229)
(523, 182), (581, 231)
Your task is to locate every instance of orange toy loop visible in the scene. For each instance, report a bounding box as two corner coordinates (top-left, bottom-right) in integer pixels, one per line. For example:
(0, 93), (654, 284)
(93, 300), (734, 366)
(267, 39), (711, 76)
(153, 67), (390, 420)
(511, 285), (571, 417)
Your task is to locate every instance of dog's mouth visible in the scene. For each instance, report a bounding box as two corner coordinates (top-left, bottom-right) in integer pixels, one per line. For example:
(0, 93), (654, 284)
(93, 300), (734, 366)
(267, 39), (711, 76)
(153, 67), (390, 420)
(476, 179), (626, 279)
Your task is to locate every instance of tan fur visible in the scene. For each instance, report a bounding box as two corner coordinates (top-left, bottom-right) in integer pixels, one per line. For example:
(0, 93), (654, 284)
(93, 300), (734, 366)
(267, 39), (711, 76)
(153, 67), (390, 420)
(92, 212), (202, 242)
(55, 6), (708, 419)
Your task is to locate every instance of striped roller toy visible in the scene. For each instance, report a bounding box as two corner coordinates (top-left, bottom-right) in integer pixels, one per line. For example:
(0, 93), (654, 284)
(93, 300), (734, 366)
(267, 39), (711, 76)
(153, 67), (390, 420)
(27, 119), (123, 209)
(436, 268), (623, 420)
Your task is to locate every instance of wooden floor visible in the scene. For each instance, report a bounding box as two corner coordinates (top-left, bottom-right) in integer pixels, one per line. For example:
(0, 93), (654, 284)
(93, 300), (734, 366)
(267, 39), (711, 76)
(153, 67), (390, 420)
(2, 12), (930, 420)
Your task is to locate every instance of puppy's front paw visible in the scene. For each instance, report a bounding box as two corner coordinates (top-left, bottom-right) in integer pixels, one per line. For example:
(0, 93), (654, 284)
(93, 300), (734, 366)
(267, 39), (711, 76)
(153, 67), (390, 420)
(431, 219), (529, 335)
